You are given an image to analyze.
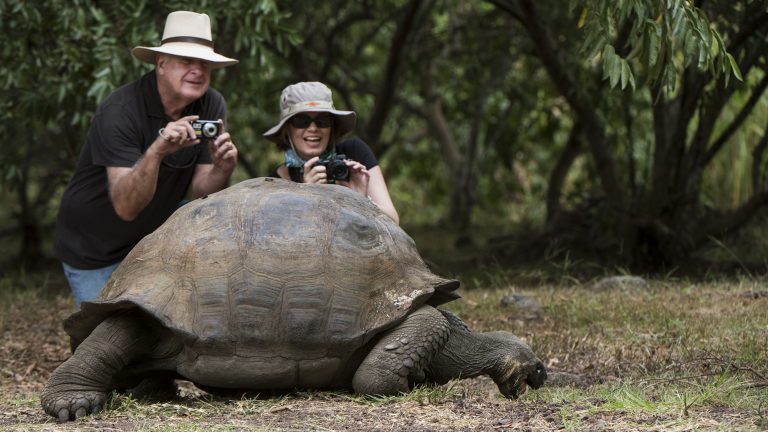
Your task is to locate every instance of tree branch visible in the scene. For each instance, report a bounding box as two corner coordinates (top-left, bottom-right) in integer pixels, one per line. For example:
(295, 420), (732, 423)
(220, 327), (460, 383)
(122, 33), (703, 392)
(726, 8), (768, 54)
(486, 0), (524, 21)
(321, 8), (375, 79)
(702, 72), (768, 166)
(675, 19), (766, 201)
(697, 189), (768, 246)
(546, 121), (583, 223)
(364, 0), (427, 153)
(421, 78), (461, 173)
(752, 132), (768, 192)
(510, 0), (624, 211)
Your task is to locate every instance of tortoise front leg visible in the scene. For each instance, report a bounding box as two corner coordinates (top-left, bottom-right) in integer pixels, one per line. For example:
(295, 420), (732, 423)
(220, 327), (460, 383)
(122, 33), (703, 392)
(41, 310), (155, 421)
(352, 306), (450, 395)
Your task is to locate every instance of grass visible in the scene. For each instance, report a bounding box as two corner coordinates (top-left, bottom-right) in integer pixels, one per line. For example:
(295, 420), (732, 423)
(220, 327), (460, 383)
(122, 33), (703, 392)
(0, 266), (766, 431)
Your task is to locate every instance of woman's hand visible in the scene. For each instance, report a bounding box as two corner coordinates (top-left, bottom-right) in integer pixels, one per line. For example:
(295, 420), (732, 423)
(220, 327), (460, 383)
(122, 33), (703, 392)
(336, 160), (369, 196)
(303, 157), (370, 196)
(302, 157), (327, 183)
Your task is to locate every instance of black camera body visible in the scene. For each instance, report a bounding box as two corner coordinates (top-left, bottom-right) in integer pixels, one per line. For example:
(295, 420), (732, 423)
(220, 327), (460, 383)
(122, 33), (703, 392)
(191, 119), (222, 141)
(315, 154), (349, 183)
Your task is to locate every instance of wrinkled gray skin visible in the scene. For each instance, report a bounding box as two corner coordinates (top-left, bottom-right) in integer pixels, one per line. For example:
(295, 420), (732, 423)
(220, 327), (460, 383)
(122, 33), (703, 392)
(41, 179), (546, 422)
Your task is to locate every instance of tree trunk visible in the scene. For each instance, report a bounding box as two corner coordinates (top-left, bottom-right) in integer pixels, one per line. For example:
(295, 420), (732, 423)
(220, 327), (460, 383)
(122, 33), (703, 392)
(421, 76), (476, 243)
(546, 122), (582, 224)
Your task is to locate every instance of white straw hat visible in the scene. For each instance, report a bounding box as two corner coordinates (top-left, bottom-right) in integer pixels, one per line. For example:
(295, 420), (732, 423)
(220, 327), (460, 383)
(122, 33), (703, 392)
(263, 82), (356, 143)
(132, 11), (237, 69)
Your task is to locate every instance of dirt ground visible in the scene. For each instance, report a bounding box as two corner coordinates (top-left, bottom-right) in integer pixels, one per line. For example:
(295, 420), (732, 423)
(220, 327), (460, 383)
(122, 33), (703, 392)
(1, 282), (765, 431)
(0, 294), (560, 431)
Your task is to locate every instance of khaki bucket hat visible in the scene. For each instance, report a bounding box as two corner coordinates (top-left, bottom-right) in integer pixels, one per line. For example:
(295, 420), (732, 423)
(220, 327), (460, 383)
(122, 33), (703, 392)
(132, 11), (238, 69)
(263, 82), (356, 143)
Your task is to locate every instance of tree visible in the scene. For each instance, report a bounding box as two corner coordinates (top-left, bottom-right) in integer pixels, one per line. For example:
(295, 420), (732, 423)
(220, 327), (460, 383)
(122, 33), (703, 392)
(3, 0), (766, 271)
(489, 0), (768, 267)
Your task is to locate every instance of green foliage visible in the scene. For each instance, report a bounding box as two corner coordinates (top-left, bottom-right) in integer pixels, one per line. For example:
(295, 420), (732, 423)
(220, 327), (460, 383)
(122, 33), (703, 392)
(571, 0), (743, 92)
(0, 0), (294, 185)
(0, 0), (294, 263)
(1, 0), (767, 269)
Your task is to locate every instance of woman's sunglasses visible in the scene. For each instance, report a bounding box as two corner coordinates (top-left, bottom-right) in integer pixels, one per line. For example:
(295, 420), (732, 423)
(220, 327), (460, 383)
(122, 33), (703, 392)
(289, 113), (333, 129)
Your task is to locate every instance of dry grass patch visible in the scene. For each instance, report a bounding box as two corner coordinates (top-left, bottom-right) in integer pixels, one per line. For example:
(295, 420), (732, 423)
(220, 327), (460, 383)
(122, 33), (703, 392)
(1, 269), (766, 431)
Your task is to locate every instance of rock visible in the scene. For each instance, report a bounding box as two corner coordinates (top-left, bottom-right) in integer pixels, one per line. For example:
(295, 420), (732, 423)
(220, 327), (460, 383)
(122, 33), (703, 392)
(590, 275), (648, 291)
(542, 371), (587, 388)
(739, 290), (768, 299)
(500, 294), (542, 321)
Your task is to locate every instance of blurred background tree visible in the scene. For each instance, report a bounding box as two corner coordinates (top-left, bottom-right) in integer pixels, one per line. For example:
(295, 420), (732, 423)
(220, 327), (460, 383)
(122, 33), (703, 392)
(1, 0), (766, 274)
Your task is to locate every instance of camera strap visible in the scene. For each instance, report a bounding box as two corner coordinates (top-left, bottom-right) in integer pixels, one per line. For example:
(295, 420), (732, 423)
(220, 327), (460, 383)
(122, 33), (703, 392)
(288, 166), (304, 183)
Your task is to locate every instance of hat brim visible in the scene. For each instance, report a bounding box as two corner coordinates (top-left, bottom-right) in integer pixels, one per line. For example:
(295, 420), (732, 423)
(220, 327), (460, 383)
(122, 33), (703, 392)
(132, 43), (238, 69)
(263, 110), (357, 143)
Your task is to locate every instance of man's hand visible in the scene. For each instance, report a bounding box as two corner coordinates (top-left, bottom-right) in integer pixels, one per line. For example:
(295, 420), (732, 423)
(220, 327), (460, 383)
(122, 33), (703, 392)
(106, 116), (202, 221)
(191, 120), (237, 198)
(209, 128), (238, 174)
(155, 115), (201, 156)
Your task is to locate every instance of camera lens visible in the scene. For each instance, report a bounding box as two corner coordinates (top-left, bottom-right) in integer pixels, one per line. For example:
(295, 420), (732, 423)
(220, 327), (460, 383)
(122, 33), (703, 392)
(202, 122), (218, 138)
(329, 161), (349, 181)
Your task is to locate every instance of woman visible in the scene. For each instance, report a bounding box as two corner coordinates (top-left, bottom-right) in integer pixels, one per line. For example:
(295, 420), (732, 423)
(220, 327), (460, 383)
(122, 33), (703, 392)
(263, 82), (399, 224)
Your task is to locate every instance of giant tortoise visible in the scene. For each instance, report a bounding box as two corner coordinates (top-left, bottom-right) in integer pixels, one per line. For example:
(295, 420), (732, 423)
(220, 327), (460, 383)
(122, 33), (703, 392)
(42, 178), (546, 421)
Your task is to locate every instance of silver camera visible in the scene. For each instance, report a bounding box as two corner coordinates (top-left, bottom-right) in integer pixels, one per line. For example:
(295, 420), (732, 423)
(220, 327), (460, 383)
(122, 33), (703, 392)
(191, 120), (222, 141)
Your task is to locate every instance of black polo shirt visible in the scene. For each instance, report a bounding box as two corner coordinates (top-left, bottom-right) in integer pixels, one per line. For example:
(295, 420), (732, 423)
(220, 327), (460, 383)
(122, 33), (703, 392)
(53, 71), (226, 269)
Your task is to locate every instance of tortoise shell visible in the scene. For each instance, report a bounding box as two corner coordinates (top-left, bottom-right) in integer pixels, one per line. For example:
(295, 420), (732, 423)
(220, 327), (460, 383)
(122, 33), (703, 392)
(65, 178), (459, 389)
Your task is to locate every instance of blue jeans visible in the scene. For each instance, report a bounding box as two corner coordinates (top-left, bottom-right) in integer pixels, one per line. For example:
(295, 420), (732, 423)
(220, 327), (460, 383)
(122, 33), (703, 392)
(62, 262), (121, 310)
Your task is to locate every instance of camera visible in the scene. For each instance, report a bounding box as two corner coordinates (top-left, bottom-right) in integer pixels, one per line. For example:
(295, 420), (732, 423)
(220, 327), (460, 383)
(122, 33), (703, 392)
(191, 119), (222, 141)
(315, 154), (349, 183)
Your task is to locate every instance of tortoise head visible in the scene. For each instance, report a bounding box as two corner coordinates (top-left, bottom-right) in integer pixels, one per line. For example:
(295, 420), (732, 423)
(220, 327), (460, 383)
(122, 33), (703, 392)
(483, 332), (547, 399)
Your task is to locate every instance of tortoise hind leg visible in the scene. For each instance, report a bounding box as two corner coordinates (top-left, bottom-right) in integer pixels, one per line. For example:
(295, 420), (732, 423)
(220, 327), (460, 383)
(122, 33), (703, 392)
(352, 306), (450, 395)
(40, 310), (158, 421)
(125, 377), (179, 401)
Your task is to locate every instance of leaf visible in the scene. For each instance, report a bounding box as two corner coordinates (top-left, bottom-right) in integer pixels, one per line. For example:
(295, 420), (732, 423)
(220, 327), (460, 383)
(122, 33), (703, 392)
(671, 3), (685, 35)
(726, 53), (743, 81)
(664, 53), (677, 92)
(683, 29), (697, 61)
(697, 29), (711, 69)
(710, 31), (721, 58)
(94, 66), (111, 78)
(578, 6), (588, 29)
(581, 25), (605, 58)
(621, 60), (635, 90)
(646, 20), (661, 67)
(602, 44), (615, 80)
(610, 53), (621, 89)
(695, 9), (711, 46)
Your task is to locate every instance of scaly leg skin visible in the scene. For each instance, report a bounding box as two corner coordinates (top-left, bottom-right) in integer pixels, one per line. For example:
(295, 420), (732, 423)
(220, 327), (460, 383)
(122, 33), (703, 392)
(352, 306), (450, 395)
(425, 309), (547, 398)
(41, 310), (153, 421)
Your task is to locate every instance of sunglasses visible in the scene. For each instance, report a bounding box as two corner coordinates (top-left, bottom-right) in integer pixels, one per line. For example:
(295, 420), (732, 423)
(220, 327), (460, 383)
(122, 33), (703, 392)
(289, 113), (333, 129)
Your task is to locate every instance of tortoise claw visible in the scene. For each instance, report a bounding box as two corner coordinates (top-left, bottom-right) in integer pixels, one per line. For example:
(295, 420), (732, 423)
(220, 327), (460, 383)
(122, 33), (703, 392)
(57, 409), (69, 423)
(42, 391), (107, 422)
(74, 406), (87, 419)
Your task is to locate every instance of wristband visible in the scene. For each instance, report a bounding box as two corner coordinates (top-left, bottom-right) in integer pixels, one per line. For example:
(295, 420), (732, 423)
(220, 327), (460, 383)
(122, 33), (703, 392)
(158, 128), (169, 141)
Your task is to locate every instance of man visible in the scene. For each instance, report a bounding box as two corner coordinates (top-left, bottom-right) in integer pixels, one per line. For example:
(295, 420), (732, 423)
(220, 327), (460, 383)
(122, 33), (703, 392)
(53, 11), (239, 309)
